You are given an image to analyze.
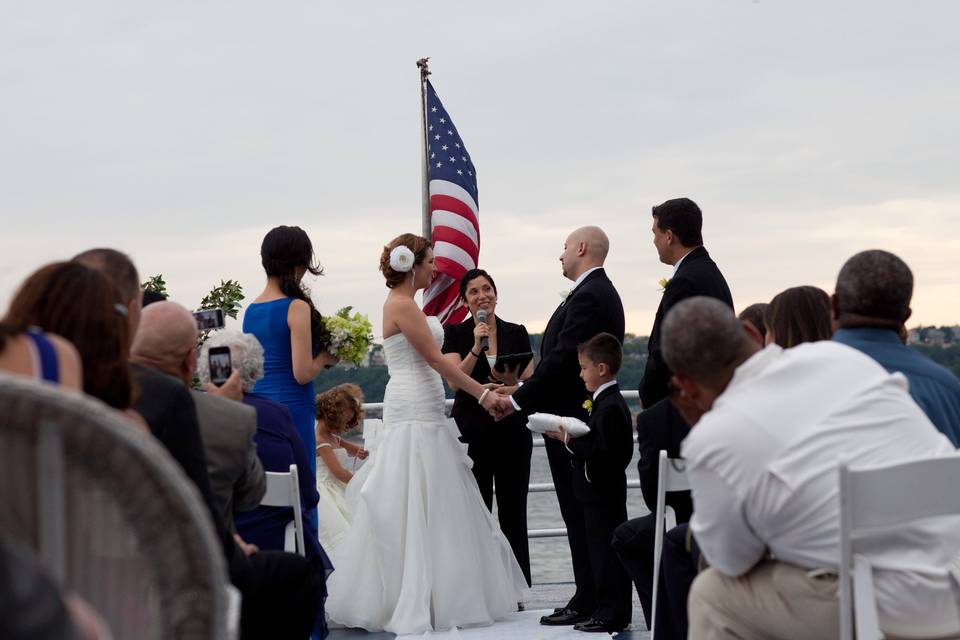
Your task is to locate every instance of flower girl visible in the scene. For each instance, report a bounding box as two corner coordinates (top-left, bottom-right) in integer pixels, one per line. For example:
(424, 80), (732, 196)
(314, 384), (368, 550)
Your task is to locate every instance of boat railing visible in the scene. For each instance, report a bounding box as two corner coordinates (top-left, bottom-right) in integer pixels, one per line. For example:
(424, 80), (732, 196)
(359, 390), (644, 540)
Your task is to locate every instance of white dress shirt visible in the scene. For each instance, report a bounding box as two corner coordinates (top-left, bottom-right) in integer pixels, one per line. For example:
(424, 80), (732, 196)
(571, 266), (602, 291)
(592, 379), (618, 400)
(682, 341), (960, 637)
(671, 249), (694, 275)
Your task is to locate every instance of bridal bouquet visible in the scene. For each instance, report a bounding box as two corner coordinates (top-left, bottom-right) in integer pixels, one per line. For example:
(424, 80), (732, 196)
(314, 307), (374, 366)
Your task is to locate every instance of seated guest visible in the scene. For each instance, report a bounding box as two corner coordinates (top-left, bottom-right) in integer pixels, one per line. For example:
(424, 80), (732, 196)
(133, 304), (265, 532)
(4, 262), (135, 413)
(81, 248), (325, 639)
(549, 332), (634, 633)
(763, 285), (833, 347)
(664, 297), (960, 639)
(71, 248), (142, 345)
(198, 330), (329, 567)
(832, 249), (960, 446)
(737, 303), (768, 344)
(314, 384), (368, 551)
(0, 321), (81, 390)
(648, 288), (835, 639)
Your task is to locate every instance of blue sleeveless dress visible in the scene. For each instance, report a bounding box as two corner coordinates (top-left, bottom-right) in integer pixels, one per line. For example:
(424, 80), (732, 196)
(243, 298), (318, 478)
(27, 330), (60, 383)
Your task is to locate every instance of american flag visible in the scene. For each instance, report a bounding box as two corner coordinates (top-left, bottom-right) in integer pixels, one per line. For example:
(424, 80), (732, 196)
(422, 80), (479, 325)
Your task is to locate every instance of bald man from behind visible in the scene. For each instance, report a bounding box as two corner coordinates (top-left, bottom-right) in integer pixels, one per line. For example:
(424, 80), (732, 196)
(131, 301), (322, 638)
(492, 225), (626, 628)
(132, 302), (265, 533)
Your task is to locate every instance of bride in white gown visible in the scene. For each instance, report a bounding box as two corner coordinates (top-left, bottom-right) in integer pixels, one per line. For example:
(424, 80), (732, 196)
(326, 234), (528, 635)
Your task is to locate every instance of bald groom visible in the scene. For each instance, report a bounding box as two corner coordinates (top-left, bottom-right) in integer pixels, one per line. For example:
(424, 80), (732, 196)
(493, 226), (626, 628)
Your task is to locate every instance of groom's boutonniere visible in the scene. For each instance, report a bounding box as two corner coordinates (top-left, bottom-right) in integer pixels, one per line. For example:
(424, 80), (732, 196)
(560, 289), (571, 302)
(582, 399), (593, 415)
(658, 278), (670, 293)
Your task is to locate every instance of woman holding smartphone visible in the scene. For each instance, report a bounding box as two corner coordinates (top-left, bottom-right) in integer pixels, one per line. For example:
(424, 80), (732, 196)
(244, 226), (339, 482)
(441, 268), (535, 586)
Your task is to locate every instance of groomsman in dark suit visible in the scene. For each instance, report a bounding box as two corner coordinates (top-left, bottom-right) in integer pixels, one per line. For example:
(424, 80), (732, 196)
(640, 197), (734, 409)
(611, 197), (733, 636)
(491, 226), (625, 627)
(554, 333), (634, 633)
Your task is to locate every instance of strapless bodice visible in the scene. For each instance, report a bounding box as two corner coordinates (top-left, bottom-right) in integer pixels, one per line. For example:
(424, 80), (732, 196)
(382, 315), (446, 424)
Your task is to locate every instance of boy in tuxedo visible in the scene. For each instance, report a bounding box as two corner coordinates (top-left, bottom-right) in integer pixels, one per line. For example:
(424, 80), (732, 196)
(549, 332), (634, 632)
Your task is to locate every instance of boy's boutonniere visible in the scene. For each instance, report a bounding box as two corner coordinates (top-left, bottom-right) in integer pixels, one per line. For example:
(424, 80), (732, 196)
(582, 399), (593, 415)
(658, 278), (670, 293)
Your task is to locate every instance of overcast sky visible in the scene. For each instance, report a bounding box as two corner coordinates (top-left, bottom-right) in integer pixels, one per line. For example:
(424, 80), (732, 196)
(2, 1), (958, 337)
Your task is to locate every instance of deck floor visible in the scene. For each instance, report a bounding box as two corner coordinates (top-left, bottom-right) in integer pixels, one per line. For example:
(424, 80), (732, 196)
(328, 582), (651, 639)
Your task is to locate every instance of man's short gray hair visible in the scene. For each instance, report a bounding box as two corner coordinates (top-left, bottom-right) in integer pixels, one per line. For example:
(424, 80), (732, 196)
(835, 250), (913, 325)
(662, 297), (753, 386)
(197, 330), (264, 393)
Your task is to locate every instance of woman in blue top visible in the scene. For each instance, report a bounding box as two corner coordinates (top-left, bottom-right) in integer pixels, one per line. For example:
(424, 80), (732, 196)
(244, 226), (339, 481)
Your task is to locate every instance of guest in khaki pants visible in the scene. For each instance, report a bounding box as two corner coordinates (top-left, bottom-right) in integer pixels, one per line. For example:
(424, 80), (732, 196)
(688, 562), (837, 639)
(659, 298), (960, 640)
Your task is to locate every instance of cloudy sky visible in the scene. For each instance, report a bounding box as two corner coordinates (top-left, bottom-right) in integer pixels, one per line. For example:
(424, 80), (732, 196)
(2, 1), (958, 337)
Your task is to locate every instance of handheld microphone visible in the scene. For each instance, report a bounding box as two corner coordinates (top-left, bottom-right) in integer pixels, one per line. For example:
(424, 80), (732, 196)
(477, 309), (489, 352)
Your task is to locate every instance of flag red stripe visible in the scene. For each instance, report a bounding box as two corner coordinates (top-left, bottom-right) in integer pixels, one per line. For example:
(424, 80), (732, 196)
(426, 284), (461, 318)
(431, 227), (478, 262)
(434, 256), (468, 282)
(430, 194), (479, 236)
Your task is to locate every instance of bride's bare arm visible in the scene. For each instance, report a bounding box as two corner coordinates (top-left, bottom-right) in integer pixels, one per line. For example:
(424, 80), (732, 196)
(389, 298), (489, 401)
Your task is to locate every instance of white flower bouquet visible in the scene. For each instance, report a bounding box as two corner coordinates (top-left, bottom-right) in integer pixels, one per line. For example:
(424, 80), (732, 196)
(314, 306), (374, 366)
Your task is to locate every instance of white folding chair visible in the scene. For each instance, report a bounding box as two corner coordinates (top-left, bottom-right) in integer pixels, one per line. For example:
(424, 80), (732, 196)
(260, 464), (306, 557)
(651, 450), (690, 640)
(839, 454), (960, 640)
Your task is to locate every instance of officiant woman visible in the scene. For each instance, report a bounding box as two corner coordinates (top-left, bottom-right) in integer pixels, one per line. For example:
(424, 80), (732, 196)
(442, 268), (535, 585)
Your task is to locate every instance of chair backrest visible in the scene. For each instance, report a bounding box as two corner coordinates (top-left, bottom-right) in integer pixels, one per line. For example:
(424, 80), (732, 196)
(657, 450), (690, 496)
(839, 454), (960, 640)
(0, 373), (227, 639)
(651, 450), (689, 639)
(261, 465), (305, 557)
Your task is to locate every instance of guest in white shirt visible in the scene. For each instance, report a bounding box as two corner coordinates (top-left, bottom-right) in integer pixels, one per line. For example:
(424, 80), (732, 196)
(663, 296), (960, 640)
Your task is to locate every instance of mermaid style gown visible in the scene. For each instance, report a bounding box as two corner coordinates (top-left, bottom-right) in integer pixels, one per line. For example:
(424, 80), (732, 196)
(326, 316), (527, 634)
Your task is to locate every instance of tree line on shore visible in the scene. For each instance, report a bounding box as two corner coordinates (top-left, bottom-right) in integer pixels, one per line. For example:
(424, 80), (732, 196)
(315, 329), (960, 404)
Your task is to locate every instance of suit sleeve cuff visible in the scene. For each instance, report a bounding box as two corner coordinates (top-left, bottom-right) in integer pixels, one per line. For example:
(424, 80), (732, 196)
(510, 396), (521, 411)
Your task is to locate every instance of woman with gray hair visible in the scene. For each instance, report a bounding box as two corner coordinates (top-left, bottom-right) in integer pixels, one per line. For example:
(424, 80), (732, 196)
(200, 331), (333, 630)
(197, 330), (266, 393)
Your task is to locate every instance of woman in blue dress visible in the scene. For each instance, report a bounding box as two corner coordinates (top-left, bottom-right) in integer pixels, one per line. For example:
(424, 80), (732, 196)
(243, 226), (339, 483)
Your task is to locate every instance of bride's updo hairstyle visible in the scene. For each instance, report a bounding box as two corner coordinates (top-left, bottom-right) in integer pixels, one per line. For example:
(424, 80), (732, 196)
(261, 225), (324, 327)
(379, 233), (431, 289)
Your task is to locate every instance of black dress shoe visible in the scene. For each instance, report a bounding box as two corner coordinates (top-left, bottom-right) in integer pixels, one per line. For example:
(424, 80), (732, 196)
(540, 608), (591, 625)
(573, 617), (628, 633)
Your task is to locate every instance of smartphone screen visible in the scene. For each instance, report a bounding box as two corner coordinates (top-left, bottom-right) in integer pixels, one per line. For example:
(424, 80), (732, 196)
(208, 346), (232, 386)
(193, 308), (225, 331)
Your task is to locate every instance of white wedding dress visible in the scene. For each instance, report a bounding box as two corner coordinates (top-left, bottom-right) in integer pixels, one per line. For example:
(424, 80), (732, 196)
(326, 316), (528, 635)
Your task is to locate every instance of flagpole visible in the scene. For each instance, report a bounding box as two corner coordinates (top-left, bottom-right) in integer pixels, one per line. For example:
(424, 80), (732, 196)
(417, 57), (432, 242)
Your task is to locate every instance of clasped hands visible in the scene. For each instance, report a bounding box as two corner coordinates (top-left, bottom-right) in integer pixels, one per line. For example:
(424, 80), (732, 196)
(479, 382), (517, 420)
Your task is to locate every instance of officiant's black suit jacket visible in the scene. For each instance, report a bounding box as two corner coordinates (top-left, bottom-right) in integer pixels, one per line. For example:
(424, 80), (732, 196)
(567, 384), (634, 505)
(513, 268), (625, 417)
(639, 246), (733, 409)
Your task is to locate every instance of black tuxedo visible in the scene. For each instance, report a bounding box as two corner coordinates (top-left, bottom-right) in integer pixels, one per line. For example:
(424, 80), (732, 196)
(567, 384), (633, 505)
(638, 246), (733, 408)
(442, 316), (533, 585)
(512, 267), (624, 614)
(566, 384), (634, 626)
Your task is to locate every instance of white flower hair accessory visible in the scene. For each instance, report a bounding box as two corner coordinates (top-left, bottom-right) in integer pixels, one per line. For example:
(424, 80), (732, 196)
(389, 245), (415, 273)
